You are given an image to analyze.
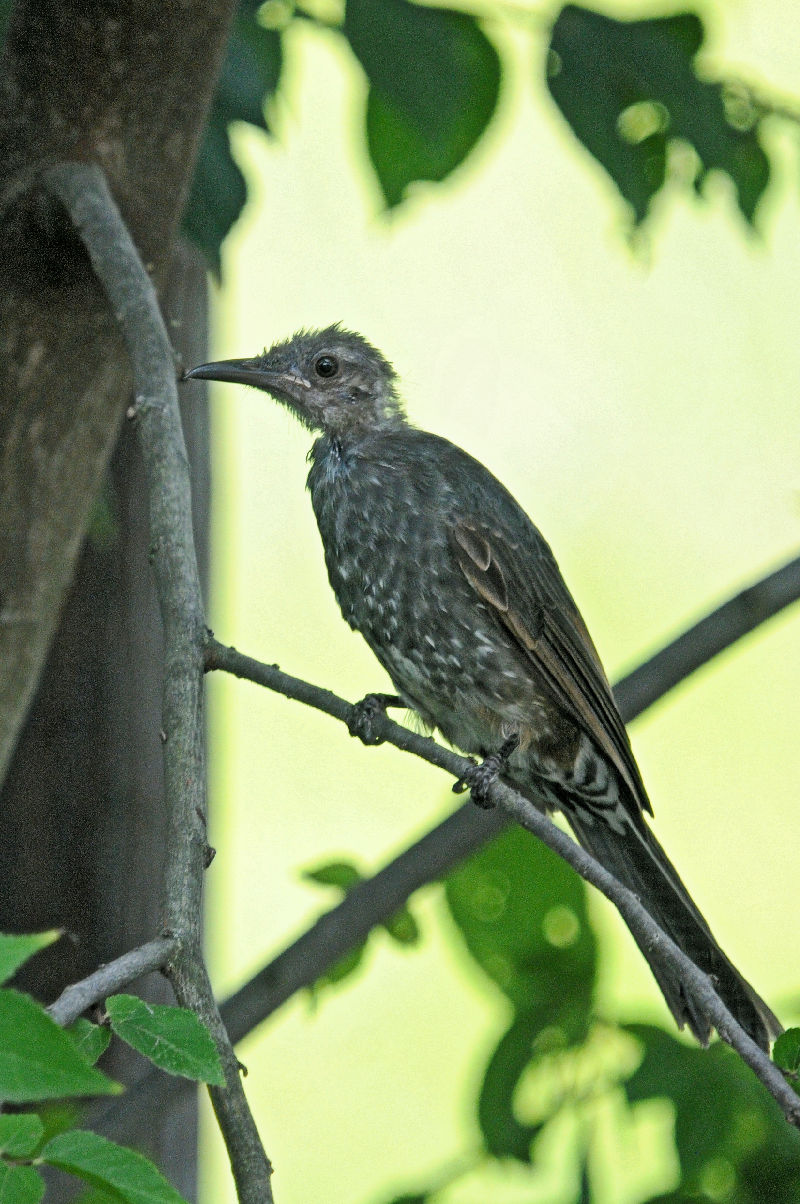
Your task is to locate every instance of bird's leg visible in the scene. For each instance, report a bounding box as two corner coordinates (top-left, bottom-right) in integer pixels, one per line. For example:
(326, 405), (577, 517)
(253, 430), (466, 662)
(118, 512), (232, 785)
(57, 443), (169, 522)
(347, 693), (405, 746)
(453, 733), (521, 809)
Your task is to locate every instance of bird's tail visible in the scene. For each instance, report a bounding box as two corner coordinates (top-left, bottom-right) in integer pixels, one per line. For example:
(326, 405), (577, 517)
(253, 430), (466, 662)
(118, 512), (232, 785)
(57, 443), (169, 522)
(565, 810), (781, 1051)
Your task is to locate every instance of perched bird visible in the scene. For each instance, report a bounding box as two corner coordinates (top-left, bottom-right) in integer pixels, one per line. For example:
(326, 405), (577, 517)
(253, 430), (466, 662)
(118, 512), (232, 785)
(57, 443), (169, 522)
(186, 326), (779, 1051)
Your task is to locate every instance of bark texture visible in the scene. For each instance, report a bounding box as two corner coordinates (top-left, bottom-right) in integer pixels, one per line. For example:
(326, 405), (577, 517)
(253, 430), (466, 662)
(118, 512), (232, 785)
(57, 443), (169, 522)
(0, 241), (210, 1197)
(0, 0), (232, 778)
(0, 2), (231, 1194)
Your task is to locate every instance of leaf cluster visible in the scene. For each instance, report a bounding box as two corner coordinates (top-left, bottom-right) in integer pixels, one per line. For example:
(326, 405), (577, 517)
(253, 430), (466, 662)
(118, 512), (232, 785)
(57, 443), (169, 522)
(184, 0), (789, 272)
(0, 934), (223, 1204)
(306, 828), (800, 1203)
(303, 858), (421, 992)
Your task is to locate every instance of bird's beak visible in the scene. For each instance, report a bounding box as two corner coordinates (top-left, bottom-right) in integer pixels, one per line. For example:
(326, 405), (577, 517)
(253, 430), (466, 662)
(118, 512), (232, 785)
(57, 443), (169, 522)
(183, 357), (275, 389)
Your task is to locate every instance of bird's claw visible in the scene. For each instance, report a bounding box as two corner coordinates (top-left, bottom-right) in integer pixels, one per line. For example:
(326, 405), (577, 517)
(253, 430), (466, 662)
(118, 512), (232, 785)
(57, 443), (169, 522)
(453, 757), (501, 809)
(347, 693), (403, 746)
(453, 734), (521, 809)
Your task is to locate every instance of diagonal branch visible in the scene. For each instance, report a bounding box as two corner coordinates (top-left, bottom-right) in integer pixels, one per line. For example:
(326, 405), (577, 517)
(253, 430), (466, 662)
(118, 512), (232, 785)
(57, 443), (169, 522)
(94, 488), (800, 1143)
(205, 548), (800, 1040)
(45, 162), (274, 1204)
(204, 632), (800, 1125)
(613, 552), (800, 720)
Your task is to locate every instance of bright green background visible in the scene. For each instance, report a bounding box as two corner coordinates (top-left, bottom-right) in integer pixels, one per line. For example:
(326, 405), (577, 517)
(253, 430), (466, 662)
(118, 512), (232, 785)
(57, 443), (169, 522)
(201, 4), (800, 1200)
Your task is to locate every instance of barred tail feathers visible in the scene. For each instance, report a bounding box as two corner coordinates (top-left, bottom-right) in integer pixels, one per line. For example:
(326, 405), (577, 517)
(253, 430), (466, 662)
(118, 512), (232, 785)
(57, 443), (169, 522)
(565, 809), (780, 1051)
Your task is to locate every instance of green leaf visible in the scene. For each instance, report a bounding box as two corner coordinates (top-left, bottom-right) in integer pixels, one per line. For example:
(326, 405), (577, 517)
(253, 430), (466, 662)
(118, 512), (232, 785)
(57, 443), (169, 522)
(303, 860), (363, 892)
(0, 990), (119, 1102)
(309, 942), (367, 998)
(33, 1103), (81, 1147)
(0, 931), (60, 985)
(382, 905), (420, 946)
(773, 1028), (800, 1078)
(40, 1130), (188, 1204)
(344, 0), (500, 206)
(624, 1024), (800, 1190)
(547, 5), (769, 226)
(0, 1113), (44, 1156)
(445, 825), (596, 1038)
(182, 4), (282, 273)
(106, 995), (224, 1085)
(0, 1163), (44, 1204)
(68, 1018), (112, 1067)
(478, 1013), (544, 1162)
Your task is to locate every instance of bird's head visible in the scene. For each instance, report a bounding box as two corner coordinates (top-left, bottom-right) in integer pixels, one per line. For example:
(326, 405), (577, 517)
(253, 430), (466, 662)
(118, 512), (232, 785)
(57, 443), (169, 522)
(184, 325), (405, 439)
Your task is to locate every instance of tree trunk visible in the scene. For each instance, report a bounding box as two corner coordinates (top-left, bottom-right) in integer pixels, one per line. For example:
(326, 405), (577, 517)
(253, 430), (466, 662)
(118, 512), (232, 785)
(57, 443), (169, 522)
(0, 240), (210, 1198)
(0, 0), (232, 778)
(0, 4), (232, 1188)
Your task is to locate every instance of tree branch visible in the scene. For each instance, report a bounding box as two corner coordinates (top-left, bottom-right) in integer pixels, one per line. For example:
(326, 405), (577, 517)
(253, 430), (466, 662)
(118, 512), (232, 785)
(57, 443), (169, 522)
(47, 937), (178, 1028)
(204, 640), (800, 1126)
(207, 547), (800, 1041)
(45, 162), (274, 1204)
(614, 552), (800, 720)
(96, 450), (800, 1151)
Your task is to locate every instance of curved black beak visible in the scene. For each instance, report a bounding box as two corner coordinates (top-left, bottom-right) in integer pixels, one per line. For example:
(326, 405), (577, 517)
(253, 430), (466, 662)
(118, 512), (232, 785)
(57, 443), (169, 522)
(183, 357), (269, 388)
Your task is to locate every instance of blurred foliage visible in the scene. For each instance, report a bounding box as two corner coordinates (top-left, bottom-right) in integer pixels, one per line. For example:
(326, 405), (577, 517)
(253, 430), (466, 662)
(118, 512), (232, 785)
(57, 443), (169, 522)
(176, 1), (800, 1199)
(446, 826), (596, 1161)
(343, 828), (800, 1203)
(181, 0), (798, 271)
(302, 857), (420, 996)
(775, 1028), (800, 1086)
(182, 0), (283, 276)
(624, 1025), (800, 1201)
(547, 6), (769, 226)
(344, 0), (500, 206)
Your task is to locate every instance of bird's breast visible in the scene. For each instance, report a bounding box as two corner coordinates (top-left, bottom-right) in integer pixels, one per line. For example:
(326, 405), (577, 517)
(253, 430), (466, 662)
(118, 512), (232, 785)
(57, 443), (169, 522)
(308, 447), (560, 752)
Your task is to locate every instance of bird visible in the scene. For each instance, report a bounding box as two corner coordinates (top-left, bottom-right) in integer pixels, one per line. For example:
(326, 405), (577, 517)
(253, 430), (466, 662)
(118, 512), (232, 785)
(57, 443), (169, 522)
(185, 325), (780, 1051)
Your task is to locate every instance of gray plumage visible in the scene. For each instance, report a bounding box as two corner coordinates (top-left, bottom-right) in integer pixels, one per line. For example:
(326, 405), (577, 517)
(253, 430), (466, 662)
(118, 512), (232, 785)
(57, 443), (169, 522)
(186, 325), (780, 1051)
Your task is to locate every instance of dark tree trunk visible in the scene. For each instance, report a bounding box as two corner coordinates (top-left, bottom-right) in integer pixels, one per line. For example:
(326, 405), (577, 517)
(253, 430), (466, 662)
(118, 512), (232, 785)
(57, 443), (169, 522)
(0, 241), (210, 1198)
(0, 3), (232, 1193)
(0, 0), (233, 778)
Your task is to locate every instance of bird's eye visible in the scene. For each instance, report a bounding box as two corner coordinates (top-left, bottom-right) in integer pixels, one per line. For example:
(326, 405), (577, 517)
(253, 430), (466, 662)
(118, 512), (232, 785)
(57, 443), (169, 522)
(314, 354), (339, 379)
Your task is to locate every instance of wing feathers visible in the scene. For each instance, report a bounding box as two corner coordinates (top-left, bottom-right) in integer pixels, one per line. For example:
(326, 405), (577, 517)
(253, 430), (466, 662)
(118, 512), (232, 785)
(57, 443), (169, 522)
(454, 523), (509, 612)
(451, 518), (651, 818)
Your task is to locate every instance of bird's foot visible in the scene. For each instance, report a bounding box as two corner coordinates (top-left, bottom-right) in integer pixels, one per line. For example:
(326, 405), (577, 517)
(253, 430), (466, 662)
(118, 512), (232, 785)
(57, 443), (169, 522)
(347, 693), (404, 746)
(453, 734), (521, 809)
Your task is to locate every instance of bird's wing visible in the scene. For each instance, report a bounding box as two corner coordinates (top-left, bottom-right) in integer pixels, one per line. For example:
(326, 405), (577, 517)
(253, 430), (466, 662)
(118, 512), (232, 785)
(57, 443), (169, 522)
(451, 517), (652, 818)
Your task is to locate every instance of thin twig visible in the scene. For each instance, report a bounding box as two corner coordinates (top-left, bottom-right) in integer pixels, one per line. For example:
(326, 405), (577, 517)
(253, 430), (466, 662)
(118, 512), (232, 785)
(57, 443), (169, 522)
(47, 937), (178, 1028)
(205, 622), (800, 1127)
(45, 161), (274, 1204)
